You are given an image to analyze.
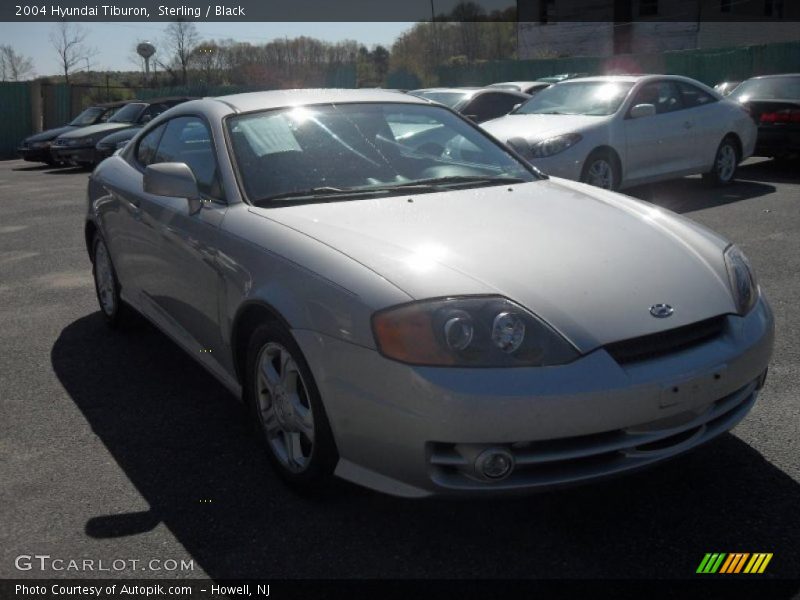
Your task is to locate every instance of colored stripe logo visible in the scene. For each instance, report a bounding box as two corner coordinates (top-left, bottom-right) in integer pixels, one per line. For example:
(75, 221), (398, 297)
(696, 553), (773, 574)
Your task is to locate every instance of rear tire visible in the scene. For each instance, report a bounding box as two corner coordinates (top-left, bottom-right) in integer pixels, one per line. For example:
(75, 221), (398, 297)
(581, 149), (620, 190)
(244, 321), (338, 491)
(91, 234), (131, 328)
(703, 136), (739, 185)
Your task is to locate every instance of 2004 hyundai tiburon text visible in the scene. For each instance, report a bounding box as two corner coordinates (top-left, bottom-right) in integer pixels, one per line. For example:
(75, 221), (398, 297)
(85, 89), (773, 497)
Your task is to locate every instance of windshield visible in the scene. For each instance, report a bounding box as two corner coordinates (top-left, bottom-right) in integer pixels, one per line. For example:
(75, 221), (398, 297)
(514, 81), (634, 116)
(226, 103), (536, 205)
(409, 91), (471, 109)
(69, 107), (105, 126)
(730, 76), (800, 102)
(108, 103), (146, 123)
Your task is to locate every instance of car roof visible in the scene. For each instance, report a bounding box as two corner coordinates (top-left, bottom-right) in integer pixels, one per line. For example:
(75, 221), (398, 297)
(212, 88), (427, 113)
(744, 73), (800, 80)
(95, 99), (138, 108)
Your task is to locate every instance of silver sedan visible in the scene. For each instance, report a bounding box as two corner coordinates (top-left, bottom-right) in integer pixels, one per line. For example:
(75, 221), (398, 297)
(481, 75), (757, 190)
(85, 89), (773, 497)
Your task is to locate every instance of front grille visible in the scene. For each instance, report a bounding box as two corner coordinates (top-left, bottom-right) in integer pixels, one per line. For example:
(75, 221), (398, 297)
(427, 378), (758, 491)
(604, 315), (727, 365)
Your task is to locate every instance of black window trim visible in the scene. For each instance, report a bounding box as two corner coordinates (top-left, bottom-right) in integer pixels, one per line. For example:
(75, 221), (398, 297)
(130, 112), (227, 205)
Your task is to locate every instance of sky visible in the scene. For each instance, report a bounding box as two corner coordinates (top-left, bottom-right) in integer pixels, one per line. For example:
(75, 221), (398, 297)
(0, 22), (416, 76)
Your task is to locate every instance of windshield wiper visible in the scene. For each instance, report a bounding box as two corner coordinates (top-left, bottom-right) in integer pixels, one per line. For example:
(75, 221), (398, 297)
(255, 177), (530, 206)
(384, 175), (529, 189)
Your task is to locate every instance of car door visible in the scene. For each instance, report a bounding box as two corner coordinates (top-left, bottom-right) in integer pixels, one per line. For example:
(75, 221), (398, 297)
(130, 116), (228, 356)
(675, 80), (723, 171)
(99, 122), (167, 296)
(623, 79), (695, 182)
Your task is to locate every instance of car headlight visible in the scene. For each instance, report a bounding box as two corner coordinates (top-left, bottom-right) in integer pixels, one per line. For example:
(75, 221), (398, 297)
(724, 245), (758, 315)
(31, 141), (51, 149)
(529, 133), (582, 158)
(372, 296), (579, 367)
(116, 140), (129, 149)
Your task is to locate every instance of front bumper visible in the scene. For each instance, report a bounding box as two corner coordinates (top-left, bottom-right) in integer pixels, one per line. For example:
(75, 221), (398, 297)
(527, 145), (587, 182)
(294, 297), (774, 497)
(17, 145), (52, 163)
(51, 145), (97, 165)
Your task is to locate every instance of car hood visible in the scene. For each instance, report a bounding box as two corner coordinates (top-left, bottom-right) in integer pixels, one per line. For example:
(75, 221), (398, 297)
(252, 179), (736, 351)
(59, 122), (132, 139)
(482, 113), (606, 142)
(24, 125), (76, 143)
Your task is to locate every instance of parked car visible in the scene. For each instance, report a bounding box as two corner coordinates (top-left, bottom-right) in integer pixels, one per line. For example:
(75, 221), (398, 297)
(481, 75), (756, 190)
(537, 73), (589, 84)
(487, 81), (551, 96)
(85, 89), (773, 497)
(51, 97), (192, 168)
(95, 126), (145, 162)
(16, 101), (128, 166)
(714, 80), (742, 96)
(729, 73), (800, 159)
(408, 87), (530, 123)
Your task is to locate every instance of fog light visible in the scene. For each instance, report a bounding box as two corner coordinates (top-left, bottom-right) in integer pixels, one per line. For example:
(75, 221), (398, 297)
(475, 448), (515, 481)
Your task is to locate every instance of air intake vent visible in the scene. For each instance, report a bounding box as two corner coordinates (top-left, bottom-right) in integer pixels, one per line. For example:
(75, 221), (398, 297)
(605, 315), (727, 365)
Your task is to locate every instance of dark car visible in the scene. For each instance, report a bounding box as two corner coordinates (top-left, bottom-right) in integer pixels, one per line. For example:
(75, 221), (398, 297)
(51, 97), (193, 167)
(730, 74), (800, 159)
(16, 101), (128, 165)
(407, 88), (530, 123)
(487, 81), (551, 96)
(536, 73), (589, 84)
(714, 80), (742, 96)
(95, 126), (142, 162)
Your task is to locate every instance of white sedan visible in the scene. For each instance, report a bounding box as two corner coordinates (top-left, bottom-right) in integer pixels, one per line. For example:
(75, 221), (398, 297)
(481, 75), (757, 190)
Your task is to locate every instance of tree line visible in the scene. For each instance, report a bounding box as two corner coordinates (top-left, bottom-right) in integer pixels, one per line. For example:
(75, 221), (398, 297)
(1, 3), (517, 89)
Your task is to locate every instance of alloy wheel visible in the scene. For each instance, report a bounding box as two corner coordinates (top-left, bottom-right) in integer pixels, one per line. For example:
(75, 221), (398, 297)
(255, 342), (315, 472)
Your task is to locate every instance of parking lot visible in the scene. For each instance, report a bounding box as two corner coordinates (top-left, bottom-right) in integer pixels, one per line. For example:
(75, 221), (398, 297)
(0, 157), (798, 582)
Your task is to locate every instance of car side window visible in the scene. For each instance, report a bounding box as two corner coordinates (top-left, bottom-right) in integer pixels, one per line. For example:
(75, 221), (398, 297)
(135, 123), (167, 166)
(466, 93), (516, 122)
(630, 81), (684, 115)
(139, 103), (169, 124)
(677, 82), (717, 108)
(152, 116), (224, 200)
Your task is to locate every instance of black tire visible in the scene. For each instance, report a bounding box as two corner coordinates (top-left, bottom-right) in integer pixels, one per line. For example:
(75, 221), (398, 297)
(703, 136), (739, 186)
(91, 233), (131, 328)
(244, 321), (338, 490)
(580, 149), (620, 190)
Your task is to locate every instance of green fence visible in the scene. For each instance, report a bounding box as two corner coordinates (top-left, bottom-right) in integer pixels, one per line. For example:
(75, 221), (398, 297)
(0, 83), (32, 159)
(437, 40), (800, 87)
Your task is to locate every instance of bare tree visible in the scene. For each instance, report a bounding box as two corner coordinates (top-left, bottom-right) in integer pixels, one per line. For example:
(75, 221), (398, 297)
(161, 20), (199, 85)
(0, 45), (34, 81)
(50, 22), (91, 84)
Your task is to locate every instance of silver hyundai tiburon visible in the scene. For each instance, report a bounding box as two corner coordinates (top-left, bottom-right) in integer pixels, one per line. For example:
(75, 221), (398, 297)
(85, 89), (773, 497)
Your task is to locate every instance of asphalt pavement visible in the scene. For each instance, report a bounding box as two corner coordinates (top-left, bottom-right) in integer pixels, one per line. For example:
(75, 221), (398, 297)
(0, 158), (798, 585)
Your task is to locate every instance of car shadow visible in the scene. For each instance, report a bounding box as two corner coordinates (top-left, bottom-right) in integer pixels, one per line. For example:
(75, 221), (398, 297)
(625, 158), (796, 214)
(11, 164), (55, 172)
(43, 165), (92, 175)
(51, 313), (800, 584)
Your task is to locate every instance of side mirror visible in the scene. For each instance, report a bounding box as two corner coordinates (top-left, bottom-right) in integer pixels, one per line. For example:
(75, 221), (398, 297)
(630, 103), (656, 119)
(140, 114), (152, 124)
(144, 163), (200, 202)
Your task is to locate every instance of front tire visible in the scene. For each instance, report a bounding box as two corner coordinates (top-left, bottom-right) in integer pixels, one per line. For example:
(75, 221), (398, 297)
(244, 321), (338, 490)
(703, 136), (739, 185)
(581, 149), (620, 190)
(91, 234), (130, 328)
